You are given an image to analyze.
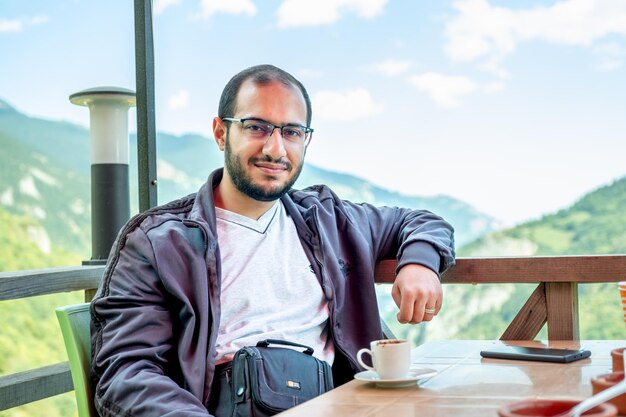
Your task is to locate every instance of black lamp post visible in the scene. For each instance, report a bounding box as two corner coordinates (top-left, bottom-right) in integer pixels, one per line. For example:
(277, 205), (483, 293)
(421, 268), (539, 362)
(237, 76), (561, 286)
(70, 87), (136, 265)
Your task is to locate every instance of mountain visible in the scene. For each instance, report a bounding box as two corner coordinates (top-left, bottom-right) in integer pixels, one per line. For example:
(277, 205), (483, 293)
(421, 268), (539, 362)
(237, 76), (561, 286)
(148, 133), (495, 245)
(382, 175), (626, 343)
(0, 97), (497, 255)
(0, 122), (91, 255)
(458, 176), (626, 257)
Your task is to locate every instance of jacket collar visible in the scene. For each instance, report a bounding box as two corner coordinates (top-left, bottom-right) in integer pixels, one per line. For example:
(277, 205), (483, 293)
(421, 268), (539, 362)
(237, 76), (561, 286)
(188, 168), (223, 228)
(188, 167), (317, 233)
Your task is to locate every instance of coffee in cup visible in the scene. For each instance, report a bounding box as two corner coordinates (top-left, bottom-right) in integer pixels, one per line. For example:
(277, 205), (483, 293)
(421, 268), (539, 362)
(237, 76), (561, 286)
(356, 339), (410, 379)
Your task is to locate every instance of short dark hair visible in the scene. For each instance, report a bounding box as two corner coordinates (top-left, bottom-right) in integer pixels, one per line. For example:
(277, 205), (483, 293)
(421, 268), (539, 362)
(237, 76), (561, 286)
(218, 64), (312, 127)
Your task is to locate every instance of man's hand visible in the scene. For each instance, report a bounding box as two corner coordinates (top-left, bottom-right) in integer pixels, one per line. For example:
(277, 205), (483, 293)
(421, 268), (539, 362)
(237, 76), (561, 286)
(391, 264), (442, 324)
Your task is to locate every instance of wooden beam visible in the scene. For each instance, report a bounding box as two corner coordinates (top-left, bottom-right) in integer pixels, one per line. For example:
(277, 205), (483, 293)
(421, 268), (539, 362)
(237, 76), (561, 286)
(0, 266), (104, 301)
(374, 255), (626, 284)
(546, 282), (580, 340)
(0, 363), (72, 411)
(500, 283), (547, 340)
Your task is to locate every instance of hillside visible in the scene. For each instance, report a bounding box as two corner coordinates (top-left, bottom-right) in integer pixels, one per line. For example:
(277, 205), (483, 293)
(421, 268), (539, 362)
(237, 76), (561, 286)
(0, 128), (91, 255)
(0, 97), (497, 249)
(460, 176), (626, 256)
(0, 207), (83, 417)
(382, 175), (626, 344)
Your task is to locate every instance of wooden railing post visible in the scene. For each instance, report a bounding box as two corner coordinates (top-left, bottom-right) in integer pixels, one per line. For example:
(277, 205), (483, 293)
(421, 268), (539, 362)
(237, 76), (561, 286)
(500, 283), (547, 340)
(546, 282), (580, 340)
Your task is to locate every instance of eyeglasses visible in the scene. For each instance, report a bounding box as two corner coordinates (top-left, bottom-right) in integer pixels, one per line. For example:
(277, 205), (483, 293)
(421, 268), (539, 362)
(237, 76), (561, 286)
(222, 117), (313, 146)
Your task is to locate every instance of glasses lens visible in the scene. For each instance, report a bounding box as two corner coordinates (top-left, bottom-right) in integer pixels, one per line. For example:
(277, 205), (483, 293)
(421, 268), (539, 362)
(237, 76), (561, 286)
(281, 126), (305, 142)
(241, 119), (273, 138)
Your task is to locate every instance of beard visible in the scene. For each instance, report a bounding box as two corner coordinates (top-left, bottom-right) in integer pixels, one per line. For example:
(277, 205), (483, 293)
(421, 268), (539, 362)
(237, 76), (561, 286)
(224, 135), (303, 202)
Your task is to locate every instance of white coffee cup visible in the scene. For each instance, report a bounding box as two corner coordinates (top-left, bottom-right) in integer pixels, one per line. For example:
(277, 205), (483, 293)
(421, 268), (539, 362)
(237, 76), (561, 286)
(357, 339), (410, 379)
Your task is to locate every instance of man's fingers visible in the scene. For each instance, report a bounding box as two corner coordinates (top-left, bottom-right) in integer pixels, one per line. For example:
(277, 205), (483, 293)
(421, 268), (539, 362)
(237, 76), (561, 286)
(392, 265), (443, 324)
(393, 286), (416, 324)
(391, 284), (402, 308)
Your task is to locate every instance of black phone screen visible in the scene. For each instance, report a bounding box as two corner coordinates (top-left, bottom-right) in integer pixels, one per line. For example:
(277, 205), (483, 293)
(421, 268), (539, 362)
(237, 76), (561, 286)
(479, 346), (591, 363)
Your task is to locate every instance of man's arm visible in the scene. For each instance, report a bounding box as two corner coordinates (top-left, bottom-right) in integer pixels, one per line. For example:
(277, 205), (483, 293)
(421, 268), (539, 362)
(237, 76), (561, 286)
(91, 226), (211, 417)
(343, 201), (455, 324)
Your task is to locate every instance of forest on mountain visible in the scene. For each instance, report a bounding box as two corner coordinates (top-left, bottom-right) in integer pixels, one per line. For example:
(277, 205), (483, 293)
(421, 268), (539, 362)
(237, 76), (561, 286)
(380, 176), (626, 345)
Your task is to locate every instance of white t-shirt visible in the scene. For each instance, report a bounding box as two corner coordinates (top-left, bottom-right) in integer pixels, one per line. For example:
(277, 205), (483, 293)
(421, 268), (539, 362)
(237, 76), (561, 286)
(214, 201), (335, 365)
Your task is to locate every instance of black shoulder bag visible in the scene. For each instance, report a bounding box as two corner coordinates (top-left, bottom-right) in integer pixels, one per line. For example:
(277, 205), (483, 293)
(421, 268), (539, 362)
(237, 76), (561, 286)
(230, 339), (334, 417)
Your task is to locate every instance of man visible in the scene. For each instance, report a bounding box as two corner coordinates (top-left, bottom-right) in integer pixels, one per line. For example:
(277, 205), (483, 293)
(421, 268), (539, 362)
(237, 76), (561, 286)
(90, 64), (455, 416)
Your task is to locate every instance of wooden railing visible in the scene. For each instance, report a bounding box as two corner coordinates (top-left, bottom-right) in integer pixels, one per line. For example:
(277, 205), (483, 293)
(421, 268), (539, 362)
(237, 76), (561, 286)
(0, 266), (103, 411)
(376, 255), (626, 339)
(1, 255), (626, 411)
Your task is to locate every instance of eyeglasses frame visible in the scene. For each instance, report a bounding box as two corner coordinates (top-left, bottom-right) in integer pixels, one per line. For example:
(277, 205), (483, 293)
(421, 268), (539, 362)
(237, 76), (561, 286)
(222, 117), (314, 147)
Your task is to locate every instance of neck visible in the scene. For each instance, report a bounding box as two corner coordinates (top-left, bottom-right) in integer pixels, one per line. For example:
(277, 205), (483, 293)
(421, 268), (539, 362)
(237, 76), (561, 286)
(213, 177), (277, 220)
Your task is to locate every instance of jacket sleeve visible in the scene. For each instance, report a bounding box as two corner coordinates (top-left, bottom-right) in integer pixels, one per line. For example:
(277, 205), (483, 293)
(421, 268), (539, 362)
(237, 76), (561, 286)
(90, 225), (212, 417)
(341, 200), (456, 276)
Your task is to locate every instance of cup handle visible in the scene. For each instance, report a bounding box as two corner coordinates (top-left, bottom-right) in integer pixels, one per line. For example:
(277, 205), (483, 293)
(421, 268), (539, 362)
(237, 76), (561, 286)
(357, 348), (375, 371)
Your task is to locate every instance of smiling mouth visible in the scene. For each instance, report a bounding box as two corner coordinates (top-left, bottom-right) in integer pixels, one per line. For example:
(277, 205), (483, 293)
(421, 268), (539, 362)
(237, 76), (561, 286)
(254, 161), (290, 175)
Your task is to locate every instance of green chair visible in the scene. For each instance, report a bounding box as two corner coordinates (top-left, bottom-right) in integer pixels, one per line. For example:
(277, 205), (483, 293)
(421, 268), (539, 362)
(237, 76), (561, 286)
(56, 303), (95, 417)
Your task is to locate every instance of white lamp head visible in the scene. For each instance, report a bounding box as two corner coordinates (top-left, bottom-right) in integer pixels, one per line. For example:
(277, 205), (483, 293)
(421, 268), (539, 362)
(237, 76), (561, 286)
(70, 87), (136, 165)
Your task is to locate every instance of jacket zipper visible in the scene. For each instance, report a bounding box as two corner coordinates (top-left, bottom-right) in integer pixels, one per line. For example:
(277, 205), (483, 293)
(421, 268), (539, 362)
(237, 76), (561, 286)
(181, 218), (215, 406)
(307, 207), (359, 372)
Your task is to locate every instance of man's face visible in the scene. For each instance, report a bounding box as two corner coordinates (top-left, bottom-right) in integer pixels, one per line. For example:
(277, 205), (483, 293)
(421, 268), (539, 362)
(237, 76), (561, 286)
(219, 80), (308, 202)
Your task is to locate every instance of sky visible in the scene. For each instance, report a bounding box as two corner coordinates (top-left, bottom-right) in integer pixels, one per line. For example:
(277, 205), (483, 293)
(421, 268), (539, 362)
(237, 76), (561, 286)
(1, 0), (625, 225)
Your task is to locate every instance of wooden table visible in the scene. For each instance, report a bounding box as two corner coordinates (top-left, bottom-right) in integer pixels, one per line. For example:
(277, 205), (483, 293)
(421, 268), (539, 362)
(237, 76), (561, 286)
(278, 340), (626, 417)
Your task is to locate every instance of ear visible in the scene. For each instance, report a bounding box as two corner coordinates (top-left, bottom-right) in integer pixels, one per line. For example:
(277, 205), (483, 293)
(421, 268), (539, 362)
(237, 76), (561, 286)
(213, 117), (226, 151)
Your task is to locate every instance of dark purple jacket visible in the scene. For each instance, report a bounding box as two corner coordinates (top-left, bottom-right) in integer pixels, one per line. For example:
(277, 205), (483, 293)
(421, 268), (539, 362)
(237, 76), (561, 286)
(91, 168), (455, 416)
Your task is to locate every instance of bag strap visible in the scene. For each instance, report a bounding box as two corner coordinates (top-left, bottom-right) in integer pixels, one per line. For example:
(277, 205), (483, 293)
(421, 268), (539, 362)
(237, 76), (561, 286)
(255, 339), (314, 355)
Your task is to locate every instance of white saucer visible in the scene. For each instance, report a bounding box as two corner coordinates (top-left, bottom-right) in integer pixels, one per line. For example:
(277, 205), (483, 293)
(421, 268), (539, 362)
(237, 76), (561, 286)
(354, 368), (437, 388)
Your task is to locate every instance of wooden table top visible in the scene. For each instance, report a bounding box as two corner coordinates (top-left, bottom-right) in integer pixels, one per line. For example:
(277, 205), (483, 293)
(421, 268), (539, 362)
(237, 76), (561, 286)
(278, 340), (626, 417)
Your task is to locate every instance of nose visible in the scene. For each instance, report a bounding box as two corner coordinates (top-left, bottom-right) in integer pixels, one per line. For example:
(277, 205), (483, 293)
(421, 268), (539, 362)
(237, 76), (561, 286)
(262, 128), (287, 159)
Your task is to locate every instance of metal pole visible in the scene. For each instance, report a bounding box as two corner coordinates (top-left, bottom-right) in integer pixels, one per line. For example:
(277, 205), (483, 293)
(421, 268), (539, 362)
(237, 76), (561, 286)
(70, 87), (136, 264)
(134, 0), (158, 211)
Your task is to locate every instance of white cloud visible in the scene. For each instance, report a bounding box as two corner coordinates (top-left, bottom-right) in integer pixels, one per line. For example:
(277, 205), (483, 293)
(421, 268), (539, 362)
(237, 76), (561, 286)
(445, 0), (626, 70)
(169, 89), (190, 110)
(277, 0), (388, 28)
(30, 16), (48, 25)
(478, 58), (510, 79)
(368, 59), (412, 76)
(312, 88), (384, 121)
(154, 0), (182, 15)
(0, 15), (48, 33)
(407, 72), (477, 108)
(0, 20), (22, 32)
(483, 81), (506, 94)
(593, 41), (626, 71)
(200, 0), (256, 18)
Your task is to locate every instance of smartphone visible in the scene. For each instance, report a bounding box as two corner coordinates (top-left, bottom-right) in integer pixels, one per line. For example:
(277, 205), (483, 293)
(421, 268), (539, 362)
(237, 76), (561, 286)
(479, 346), (591, 363)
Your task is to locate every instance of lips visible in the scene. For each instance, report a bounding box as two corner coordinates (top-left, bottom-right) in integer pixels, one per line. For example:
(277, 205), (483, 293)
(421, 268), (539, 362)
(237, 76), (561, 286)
(253, 160), (291, 175)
